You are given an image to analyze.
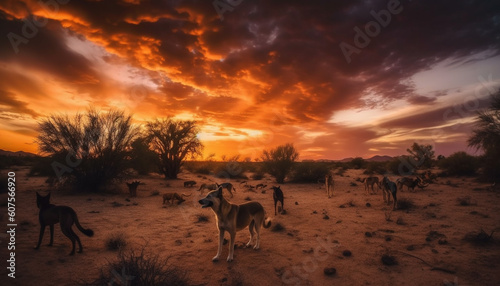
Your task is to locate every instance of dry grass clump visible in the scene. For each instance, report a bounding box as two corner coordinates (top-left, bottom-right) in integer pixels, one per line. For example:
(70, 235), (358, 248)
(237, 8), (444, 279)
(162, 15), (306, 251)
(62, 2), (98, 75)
(457, 196), (476, 206)
(397, 198), (415, 210)
(82, 246), (189, 286)
(271, 223), (285, 232)
(105, 233), (128, 251)
(195, 214), (209, 223)
(464, 229), (495, 245)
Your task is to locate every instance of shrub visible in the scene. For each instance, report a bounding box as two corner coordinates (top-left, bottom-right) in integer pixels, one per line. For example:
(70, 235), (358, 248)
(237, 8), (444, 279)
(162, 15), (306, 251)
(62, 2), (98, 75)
(437, 152), (479, 176)
(36, 108), (139, 192)
(349, 157), (366, 169)
(261, 143), (299, 183)
(105, 233), (127, 251)
(83, 247), (189, 285)
(363, 161), (387, 175)
(397, 198), (415, 210)
(289, 162), (331, 183)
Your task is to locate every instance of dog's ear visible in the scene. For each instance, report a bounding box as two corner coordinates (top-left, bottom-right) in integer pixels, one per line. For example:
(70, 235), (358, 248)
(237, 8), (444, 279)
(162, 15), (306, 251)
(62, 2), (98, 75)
(217, 187), (223, 198)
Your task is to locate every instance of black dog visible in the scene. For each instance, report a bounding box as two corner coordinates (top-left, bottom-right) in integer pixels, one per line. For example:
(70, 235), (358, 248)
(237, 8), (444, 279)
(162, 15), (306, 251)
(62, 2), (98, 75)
(271, 186), (284, 215)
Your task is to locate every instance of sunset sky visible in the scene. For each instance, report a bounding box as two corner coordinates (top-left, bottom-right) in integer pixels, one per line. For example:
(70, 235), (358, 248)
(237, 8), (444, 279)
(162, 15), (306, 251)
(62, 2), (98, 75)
(0, 0), (499, 160)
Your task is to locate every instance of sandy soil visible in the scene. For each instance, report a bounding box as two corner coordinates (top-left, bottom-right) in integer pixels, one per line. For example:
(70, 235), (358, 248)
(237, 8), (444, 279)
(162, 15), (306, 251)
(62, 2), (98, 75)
(1, 166), (499, 286)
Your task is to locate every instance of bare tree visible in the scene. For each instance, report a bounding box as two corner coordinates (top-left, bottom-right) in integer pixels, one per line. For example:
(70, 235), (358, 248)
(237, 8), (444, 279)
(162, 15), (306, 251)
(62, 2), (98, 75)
(37, 108), (138, 191)
(468, 89), (500, 181)
(261, 143), (299, 183)
(146, 118), (203, 179)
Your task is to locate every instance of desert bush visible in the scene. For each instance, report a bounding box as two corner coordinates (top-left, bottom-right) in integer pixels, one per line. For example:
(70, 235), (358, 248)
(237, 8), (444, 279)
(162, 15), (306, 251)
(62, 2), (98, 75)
(195, 214), (209, 223)
(457, 196), (476, 206)
(36, 108), (139, 192)
(271, 223), (285, 232)
(28, 156), (57, 177)
(437, 152), (479, 176)
(386, 155), (416, 176)
(468, 89), (500, 182)
(0, 154), (38, 170)
(397, 198), (415, 210)
(349, 157), (366, 169)
(464, 229), (495, 245)
(251, 172), (265, 180)
(105, 233), (127, 251)
(289, 161), (331, 183)
(213, 158), (248, 179)
(261, 143), (299, 183)
(129, 137), (159, 175)
(83, 246), (189, 285)
(363, 161), (387, 175)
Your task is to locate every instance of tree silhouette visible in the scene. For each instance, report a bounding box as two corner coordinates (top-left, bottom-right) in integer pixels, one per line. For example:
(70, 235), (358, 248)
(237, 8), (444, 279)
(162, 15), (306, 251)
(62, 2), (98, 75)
(37, 108), (138, 191)
(261, 143), (299, 183)
(129, 136), (159, 175)
(145, 118), (203, 179)
(468, 89), (500, 181)
(406, 142), (435, 169)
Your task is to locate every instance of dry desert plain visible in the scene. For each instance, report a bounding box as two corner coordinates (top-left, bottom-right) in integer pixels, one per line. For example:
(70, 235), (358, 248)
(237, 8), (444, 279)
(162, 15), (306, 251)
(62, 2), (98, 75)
(1, 166), (500, 286)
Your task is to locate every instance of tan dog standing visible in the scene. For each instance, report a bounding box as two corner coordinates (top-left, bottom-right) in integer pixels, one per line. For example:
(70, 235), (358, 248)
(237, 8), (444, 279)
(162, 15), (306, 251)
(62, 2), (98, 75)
(198, 186), (271, 262)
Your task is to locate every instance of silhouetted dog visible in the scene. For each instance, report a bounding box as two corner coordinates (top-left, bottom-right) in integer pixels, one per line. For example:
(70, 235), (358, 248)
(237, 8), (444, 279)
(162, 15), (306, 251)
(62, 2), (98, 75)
(35, 192), (94, 255)
(271, 186), (284, 215)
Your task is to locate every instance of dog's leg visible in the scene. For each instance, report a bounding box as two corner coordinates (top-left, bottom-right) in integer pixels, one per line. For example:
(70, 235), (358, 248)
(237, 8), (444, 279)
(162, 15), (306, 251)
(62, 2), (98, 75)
(48, 224), (54, 246)
(213, 228), (224, 262)
(246, 221), (255, 248)
(227, 231), (236, 262)
(254, 220), (261, 250)
(60, 225), (76, 255)
(274, 199), (277, 215)
(35, 224), (46, 250)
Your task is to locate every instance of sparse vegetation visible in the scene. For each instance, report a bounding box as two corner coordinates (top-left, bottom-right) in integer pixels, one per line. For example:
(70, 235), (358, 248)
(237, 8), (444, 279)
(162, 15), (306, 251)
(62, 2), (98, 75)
(289, 161), (331, 183)
(261, 143), (299, 183)
(195, 214), (209, 223)
(83, 246), (189, 285)
(468, 89), (500, 182)
(271, 223), (285, 232)
(36, 108), (139, 192)
(457, 196), (476, 206)
(397, 198), (416, 210)
(105, 233), (127, 251)
(437, 152), (479, 176)
(464, 229), (495, 245)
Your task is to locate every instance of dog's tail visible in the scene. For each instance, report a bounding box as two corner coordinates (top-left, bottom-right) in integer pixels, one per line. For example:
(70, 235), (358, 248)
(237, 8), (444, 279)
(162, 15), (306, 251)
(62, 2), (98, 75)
(263, 217), (272, 228)
(72, 211), (94, 237)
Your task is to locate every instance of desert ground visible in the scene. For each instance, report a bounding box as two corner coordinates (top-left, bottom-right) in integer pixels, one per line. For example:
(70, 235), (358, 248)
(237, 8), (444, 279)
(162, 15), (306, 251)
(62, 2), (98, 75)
(1, 166), (499, 286)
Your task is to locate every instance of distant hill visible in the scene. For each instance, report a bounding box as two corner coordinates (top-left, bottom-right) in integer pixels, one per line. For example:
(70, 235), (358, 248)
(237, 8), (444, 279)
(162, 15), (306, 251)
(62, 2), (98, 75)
(366, 155), (393, 162)
(339, 155), (393, 162)
(310, 155), (393, 163)
(0, 149), (37, 157)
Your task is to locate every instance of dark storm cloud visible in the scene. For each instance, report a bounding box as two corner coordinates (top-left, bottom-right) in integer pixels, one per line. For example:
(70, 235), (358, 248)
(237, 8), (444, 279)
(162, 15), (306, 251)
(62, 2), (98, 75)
(1, 0), (499, 157)
(0, 89), (39, 117)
